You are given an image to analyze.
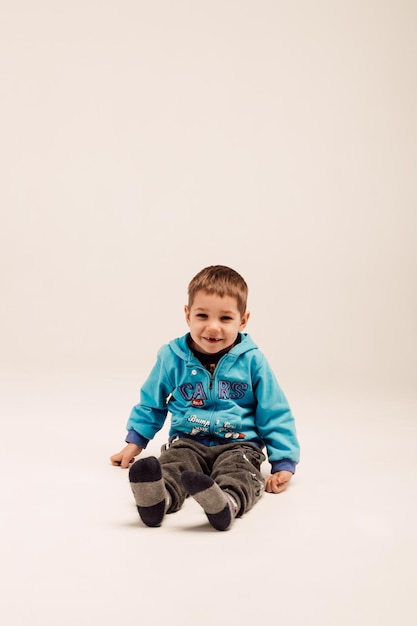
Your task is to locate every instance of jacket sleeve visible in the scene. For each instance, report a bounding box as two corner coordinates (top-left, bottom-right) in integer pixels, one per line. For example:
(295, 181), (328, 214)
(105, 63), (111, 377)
(252, 355), (300, 469)
(126, 347), (174, 442)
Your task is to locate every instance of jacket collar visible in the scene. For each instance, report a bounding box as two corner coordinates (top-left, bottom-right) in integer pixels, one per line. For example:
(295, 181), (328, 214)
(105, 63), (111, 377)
(169, 333), (258, 363)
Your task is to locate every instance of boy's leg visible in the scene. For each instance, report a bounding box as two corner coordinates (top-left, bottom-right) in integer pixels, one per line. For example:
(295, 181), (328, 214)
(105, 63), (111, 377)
(157, 438), (211, 513)
(180, 443), (266, 531)
(210, 444), (266, 517)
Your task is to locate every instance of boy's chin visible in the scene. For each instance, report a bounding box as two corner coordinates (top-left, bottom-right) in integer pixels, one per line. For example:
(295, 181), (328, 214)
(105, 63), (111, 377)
(197, 339), (231, 354)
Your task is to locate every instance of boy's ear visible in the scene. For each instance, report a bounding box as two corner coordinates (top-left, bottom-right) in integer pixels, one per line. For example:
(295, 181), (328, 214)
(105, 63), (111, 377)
(184, 305), (191, 325)
(240, 311), (250, 330)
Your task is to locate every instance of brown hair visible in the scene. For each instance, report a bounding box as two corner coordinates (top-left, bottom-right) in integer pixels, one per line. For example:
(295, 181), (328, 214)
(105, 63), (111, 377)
(187, 265), (248, 315)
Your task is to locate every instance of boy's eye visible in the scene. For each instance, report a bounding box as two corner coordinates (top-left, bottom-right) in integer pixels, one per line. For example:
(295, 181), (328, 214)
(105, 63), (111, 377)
(195, 314), (232, 321)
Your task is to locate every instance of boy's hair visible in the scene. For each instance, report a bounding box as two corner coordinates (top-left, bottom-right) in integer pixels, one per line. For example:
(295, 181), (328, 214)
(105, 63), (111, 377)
(188, 265), (248, 316)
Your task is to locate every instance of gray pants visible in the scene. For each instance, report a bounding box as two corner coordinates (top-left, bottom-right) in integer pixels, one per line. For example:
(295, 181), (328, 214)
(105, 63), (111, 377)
(158, 438), (266, 516)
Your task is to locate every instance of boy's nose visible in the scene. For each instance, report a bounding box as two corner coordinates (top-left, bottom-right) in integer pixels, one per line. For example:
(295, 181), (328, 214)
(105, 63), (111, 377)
(207, 320), (221, 332)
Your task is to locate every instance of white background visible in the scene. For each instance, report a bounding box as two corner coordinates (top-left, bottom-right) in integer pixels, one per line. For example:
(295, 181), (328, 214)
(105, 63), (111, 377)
(1, 2), (416, 625)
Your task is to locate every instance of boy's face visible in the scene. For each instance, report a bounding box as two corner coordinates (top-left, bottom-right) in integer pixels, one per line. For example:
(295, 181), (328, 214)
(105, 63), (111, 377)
(184, 289), (250, 354)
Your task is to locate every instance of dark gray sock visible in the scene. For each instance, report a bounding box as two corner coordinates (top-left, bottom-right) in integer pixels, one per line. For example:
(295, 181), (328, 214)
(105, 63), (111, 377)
(129, 457), (167, 527)
(181, 471), (239, 531)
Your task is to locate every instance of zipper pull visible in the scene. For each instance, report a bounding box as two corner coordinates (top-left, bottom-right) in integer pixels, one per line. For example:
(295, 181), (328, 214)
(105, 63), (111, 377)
(208, 363), (216, 390)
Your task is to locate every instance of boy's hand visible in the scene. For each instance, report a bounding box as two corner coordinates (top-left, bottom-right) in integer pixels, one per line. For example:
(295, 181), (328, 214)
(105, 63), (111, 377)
(265, 471), (293, 494)
(110, 443), (143, 468)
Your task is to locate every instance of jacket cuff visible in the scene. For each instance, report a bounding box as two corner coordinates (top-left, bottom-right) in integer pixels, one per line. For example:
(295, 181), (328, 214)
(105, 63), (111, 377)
(271, 459), (296, 474)
(125, 429), (149, 448)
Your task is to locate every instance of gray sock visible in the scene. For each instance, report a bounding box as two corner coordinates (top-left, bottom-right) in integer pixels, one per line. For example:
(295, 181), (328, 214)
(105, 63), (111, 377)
(180, 471), (239, 531)
(129, 457), (168, 527)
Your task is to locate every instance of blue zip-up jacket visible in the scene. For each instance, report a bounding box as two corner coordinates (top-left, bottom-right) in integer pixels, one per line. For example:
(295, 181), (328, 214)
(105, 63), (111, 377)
(126, 333), (300, 473)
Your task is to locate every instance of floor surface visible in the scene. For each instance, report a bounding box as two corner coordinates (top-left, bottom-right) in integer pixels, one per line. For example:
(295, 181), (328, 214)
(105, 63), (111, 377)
(1, 372), (416, 625)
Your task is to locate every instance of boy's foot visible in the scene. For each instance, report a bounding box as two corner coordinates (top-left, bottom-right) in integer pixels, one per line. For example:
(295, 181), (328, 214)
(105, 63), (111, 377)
(180, 471), (239, 531)
(129, 457), (167, 527)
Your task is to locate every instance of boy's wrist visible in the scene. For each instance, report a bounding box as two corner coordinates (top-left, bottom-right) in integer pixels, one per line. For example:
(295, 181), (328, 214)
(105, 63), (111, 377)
(271, 459), (296, 474)
(126, 429), (149, 448)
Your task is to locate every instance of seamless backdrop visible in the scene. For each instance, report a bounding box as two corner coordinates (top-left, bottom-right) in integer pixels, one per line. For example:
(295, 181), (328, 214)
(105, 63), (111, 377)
(1, 3), (417, 626)
(1, 0), (416, 391)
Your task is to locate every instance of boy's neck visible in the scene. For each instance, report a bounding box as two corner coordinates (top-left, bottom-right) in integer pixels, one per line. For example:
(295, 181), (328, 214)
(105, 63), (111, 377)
(187, 334), (241, 372)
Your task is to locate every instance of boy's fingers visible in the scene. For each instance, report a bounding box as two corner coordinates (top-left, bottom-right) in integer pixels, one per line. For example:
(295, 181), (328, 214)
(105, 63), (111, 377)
(265, 477), (277, 493)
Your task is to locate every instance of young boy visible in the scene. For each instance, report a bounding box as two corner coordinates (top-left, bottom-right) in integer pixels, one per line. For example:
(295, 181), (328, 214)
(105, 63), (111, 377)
(111, 265), (300, 531)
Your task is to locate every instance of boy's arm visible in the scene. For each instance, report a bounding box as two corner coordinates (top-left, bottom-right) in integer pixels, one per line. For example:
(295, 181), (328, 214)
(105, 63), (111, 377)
(111, 346), (174, 468)
(251, 355), (300, 485)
